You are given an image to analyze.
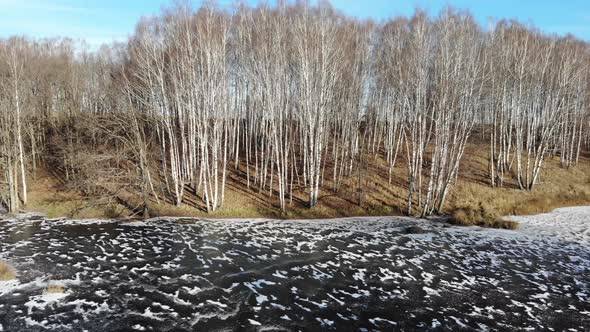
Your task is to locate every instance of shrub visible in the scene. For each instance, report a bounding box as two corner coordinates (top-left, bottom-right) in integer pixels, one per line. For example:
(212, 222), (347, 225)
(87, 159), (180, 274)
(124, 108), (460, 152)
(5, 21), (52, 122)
(45, 285), (65, 294)
(103, 205), (122, 219)
(449, 203), (518, 230)
(0, 260), (16, 280)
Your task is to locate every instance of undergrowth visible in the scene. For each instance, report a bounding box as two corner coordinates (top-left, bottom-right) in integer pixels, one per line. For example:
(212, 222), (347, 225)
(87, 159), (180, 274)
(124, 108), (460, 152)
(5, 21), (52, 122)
(45, 285), (65, 294)
(0, 260), (16, 280)
(449, 203), (519, 229)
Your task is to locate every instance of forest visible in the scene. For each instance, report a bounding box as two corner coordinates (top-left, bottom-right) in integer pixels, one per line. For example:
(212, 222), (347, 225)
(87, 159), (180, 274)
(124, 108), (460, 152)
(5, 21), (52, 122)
(0, 1), (589, 220)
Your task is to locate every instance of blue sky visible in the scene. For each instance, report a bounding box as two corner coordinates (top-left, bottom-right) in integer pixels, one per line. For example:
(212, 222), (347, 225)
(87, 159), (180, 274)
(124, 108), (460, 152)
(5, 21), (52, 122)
(0, 0), (589, 48)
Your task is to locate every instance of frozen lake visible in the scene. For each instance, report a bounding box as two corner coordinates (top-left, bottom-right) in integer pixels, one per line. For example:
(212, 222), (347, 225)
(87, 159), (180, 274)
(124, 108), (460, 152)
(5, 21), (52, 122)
(0, 207), (589, 331)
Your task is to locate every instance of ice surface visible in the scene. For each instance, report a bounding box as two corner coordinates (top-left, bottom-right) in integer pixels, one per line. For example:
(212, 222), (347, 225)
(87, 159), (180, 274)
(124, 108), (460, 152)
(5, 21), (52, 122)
(0, 207), (588, 330)
(505, 206), (590, 244)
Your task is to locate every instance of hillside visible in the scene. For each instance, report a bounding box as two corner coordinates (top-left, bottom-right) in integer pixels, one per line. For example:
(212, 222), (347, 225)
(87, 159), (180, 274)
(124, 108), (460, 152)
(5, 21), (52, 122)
(23, 143), (590, 221)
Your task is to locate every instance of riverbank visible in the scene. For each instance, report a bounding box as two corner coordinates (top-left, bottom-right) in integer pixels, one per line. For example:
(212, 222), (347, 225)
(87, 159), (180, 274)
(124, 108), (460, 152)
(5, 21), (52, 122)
(19, 146), (590, 221)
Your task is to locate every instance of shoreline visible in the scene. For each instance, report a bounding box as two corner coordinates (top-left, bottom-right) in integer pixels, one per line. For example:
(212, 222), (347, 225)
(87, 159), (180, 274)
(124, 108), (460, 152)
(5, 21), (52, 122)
(3, 204), (588, 223)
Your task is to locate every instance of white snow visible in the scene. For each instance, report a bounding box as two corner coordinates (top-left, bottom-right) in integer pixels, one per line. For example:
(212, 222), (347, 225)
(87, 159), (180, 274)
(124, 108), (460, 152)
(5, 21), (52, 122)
(24, 291), (69, 315)
(248, 319), (262, 326)
(504, 206), (590, 244)
(206, 300), (228, 308)
(256, 294), (268, 304)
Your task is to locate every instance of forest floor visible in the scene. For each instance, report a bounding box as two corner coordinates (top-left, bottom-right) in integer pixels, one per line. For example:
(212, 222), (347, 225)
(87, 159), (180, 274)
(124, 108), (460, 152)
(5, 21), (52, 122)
(22, 143), (590, 220)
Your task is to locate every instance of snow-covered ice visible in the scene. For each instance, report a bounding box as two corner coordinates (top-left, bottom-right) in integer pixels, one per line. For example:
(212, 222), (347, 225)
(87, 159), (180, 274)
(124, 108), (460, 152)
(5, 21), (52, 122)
(505, 206), (590, 244)
(0, 207), (589, 331)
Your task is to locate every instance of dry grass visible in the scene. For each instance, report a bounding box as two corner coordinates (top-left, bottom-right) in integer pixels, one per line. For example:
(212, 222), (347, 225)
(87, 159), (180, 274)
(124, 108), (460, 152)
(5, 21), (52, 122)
(0, 260), (16, 281)
(44, 285), (65, 294)
(22, 144), (590, 228)
(448, 152), (590, 219)
(449, 204), (519, 229)
(24, 171), (108, 219)
(103, 205), (124, 219)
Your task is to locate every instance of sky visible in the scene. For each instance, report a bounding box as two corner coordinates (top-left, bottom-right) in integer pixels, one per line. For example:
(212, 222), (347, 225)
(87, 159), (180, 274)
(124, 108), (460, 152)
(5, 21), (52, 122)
(0, 0), (589, 48)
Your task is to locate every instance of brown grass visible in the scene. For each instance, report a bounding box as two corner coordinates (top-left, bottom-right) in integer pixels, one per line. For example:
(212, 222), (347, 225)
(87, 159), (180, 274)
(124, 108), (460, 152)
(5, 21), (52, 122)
(44, 285), (65, 294)
(21, 144), (590, 228)
(23, 170), (107, 219)
(449, 204), (519, 229)
(103, 205), (124, 219)
(0, 260), (16, 281)
(448, 150), (590, 219)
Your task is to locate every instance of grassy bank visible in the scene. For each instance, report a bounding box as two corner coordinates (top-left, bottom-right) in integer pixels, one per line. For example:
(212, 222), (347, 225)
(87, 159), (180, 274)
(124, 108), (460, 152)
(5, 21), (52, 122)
(20, 145), (590, 225)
